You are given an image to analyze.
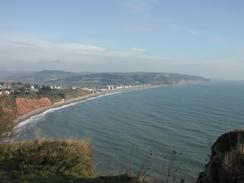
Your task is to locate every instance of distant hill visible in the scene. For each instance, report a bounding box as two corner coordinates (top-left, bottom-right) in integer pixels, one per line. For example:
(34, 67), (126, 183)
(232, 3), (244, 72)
(0, 71), (26, 81)
(2, 70), (77, 84)
(1, 70), (210, 87)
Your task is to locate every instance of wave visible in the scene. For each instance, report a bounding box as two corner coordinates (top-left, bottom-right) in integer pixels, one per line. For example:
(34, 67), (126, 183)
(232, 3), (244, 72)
(14, 91), (122, 132)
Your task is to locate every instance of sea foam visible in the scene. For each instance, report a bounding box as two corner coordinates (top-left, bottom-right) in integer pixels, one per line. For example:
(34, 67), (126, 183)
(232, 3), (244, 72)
(14, 91), (121, 132)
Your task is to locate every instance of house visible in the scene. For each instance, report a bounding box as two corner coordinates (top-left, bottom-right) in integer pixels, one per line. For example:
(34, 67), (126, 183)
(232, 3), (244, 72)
(30, 85), (38, 92)
(0, 89), (11, 96)
(50, 85), (63, 90)
(106, 85), (114, 90)
(4, 90), (10, 95)
(82, 87), (94, 92)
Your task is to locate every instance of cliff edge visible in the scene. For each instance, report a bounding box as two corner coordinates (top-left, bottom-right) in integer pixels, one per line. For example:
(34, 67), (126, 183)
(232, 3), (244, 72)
(16, 97), (52, 115)
(197, 130), (244, 183)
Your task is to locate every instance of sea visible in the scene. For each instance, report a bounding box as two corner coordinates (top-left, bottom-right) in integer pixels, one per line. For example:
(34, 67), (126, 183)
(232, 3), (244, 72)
(14, 81), (244, 182)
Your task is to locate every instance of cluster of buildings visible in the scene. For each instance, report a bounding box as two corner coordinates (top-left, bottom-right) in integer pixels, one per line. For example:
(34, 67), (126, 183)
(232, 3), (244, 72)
(0, 82), (81, 97)
(82, 87), (95, 92)
(50, 85), (80, 90)
(0, 82), (38, 96)
(0, 90), (11, 96)
(83, 84), (152, 93)
(0, 81), (151, 97)
(50, 85), (63, 90)
(99, 84), (149, 92)
(0, 82), (16, 96)
(104, 85), (131, 91)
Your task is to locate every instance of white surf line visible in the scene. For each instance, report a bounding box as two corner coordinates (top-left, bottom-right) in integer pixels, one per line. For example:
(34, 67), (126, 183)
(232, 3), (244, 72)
(14, 91), (123, 132)
(14, 85), (160, 132)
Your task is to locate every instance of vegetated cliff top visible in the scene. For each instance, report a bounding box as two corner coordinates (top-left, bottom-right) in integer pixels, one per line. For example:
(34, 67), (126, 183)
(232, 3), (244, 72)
(0, 139), (141, 183)
(197, 130), (244, 183)
(2, 70), (210, 86)
(2, 128), (243, 183)
(0, 139), (92, 182)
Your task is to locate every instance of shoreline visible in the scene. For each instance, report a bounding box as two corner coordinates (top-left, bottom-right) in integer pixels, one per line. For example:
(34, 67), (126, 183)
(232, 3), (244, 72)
(13, 84), (163, 131)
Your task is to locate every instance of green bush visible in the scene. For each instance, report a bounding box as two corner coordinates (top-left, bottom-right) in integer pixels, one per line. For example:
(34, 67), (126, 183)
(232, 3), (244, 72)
(0, 139), (93, 183)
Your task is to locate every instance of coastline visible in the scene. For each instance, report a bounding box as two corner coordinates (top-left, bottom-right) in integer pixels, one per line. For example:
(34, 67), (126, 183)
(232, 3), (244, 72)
(13, 84), (163, 131)
(13, 93), (97, 128)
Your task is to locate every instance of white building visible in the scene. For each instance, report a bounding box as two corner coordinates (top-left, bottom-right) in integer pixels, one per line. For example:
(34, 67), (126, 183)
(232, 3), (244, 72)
(30, 85), (38, 92)
(4, 91), (10, 95)
(50, 85), (62, 89)
(106, 85), (115, 90)
(82, 87), (94, 92)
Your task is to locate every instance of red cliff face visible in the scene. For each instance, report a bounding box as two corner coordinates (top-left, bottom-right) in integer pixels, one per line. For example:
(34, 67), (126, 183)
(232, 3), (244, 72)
(16, 97), (52, 115)
(0, 97), (17, 132)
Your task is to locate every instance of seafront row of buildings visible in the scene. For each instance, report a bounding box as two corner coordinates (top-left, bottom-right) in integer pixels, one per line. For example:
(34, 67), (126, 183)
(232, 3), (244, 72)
(0, 82), (151, 96)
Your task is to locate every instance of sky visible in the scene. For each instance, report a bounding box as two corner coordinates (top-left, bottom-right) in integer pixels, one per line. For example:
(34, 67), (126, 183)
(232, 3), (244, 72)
(0, 0), (244, 80)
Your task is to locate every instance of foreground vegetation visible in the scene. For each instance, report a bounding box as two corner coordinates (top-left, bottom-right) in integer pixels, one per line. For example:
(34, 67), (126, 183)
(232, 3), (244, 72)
(0, 138), (184, 183)
(1, 130), (244, 182)
(11, 84), (89, 102)
(0, 139), (92, 183)
(197, 130), (244, 183)
(0, 139), (143, 183)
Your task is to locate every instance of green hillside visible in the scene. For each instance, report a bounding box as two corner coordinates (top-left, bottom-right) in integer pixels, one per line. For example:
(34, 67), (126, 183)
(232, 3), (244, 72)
(2, 70), (209, 87)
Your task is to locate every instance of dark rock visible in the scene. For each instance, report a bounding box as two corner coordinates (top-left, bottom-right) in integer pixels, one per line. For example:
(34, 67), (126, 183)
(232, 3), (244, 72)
(196, 130), (244, 183)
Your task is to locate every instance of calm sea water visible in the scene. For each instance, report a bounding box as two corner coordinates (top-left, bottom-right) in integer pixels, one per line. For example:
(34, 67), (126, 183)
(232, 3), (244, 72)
(15, 82), (244, 182)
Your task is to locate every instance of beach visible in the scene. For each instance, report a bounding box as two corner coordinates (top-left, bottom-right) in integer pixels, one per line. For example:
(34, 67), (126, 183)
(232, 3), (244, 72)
(14, 81), (244, 181)
(13, 84), (162, 130)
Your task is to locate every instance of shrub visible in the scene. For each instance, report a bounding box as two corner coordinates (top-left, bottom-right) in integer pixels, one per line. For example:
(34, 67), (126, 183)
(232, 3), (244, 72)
(0, 139), (93, 183)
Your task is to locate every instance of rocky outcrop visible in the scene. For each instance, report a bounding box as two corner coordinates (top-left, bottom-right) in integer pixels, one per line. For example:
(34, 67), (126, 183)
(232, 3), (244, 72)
(16, 97), (52, 115)
(197, 130), (244, 183)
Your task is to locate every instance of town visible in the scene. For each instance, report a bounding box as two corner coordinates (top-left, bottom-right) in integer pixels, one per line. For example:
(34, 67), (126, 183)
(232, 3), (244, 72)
(0, 81), (151, 97)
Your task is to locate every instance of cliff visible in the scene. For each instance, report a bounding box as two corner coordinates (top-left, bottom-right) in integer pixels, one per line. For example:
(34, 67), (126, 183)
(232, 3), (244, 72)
(15, 97), (52, 115)
(196, 130), (244, 183)
(0, 139), (141, 183)
(0, 97), (52, 135)
(0, 97), (17, 134)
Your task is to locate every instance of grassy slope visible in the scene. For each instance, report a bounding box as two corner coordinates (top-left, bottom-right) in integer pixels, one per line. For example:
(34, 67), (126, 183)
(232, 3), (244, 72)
(197, 130), (244, 183)
(0, 139), (92, 183)
(0, 139), (142, 183)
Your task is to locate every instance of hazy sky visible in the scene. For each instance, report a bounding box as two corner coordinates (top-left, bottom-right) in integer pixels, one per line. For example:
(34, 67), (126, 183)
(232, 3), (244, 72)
(0, 0), (244, 79)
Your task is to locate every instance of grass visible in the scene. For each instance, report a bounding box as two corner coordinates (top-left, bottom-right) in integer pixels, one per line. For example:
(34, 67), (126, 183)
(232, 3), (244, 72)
(0, 139), (145, 183)
(210, 133), (244, 183)
(0, 139), (93, 183)
(223, 136), (244, 171)
(126, 148), (185, 183)
(13, 88), (90, 103)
